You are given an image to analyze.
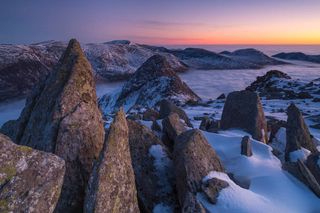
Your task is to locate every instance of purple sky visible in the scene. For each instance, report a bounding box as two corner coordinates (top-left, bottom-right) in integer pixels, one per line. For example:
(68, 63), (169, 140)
(1, 0), (320, 44)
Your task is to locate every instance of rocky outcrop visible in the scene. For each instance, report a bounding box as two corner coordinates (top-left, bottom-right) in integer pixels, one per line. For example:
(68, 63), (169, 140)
(174, 129), (224, 212)
(297, 160), (320, 197)
(0, 133), (65, 213)
(1, 39), (105, 212)
(127, 119), (178, 212)
(273, 52), (320, 64)
(285, 104), (317, 161)
(220, 90), (268, 143)
(84, 109), (139, 213)
(246, 70), (319, 100)
(99, 55), (200, 115)
(201, 178), (229, 204)
(162, 113), (188, 149)
(159, 99), (193, 127)
(241, 136), (253, 157)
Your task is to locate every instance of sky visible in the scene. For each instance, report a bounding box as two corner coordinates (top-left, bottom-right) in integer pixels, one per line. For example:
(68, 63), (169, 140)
(1, 0), (320, 45)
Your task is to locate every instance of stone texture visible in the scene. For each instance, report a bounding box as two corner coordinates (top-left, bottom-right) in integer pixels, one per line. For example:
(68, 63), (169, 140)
(0, 133), (65, 213)
(162, 113), (187, 150)
(285, 104), (317, 161)
(220, 90), (268, 143)
(84, 109), (139, 213)
(174, 129), (224, 212)
(1, 39), (105, 212)
(297, 160), (320, 197)
(159, 99), (193, 127)
(241, 136), (253, 157)
(127, 119), (178, 212)
(306, 153), (320, 184)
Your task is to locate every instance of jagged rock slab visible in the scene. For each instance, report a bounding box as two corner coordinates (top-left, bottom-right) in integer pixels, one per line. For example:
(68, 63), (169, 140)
(285, 104), (317, 161)
(99, 54), (200, 115)
(273, 52), (320, 64)
(174, 129), (224, 212)
(84, 109), (139, 213)
(127, 119), (178, 212)
(1, 39), (105, 212)
(220, 90), (268, 143)
(0, 133), (65, 213)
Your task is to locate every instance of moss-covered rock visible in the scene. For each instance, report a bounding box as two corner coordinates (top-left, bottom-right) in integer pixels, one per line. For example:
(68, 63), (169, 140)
(0, 133), (65, 213)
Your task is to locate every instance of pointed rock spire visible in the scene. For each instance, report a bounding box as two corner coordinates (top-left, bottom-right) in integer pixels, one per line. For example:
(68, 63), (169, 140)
(1, 39), (105, 212)
(84, 108), (139, 213)
(285, 103), (317, 161)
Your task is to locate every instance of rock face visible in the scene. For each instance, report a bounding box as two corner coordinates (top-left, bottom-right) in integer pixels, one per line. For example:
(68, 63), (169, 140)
(297, 160), (320, 197)
(0, 133), (65, 213)
(1, 39), (105, 212)
(84, 109), (139, 213)
(220, 90), (268, 143)
(174, 129), (224, 212)
(285, 104), (317, 161)
(142, 108), (159, 121)
(127, 120), (178, 212)
(273, 52), (320, 64)
(99, 55), (200, 115)
(306, 153), (320, 183)
(162, 113), (188, 149)
(241, 136), (253, 157)
(246, 70), (319, 100)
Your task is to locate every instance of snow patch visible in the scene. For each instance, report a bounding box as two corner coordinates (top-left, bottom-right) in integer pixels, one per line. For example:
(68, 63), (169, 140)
(289, 148), (311, 162)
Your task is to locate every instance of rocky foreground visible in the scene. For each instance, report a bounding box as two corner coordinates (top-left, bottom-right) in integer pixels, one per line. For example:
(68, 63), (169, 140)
(0, 39), (320, 212)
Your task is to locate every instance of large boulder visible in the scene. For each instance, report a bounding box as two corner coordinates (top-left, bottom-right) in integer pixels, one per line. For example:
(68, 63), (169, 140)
(285, 104), (317, 161)
(127, 119), (178, 212)
(174, 129), (224, 212)
(84, 109), (139, 213)
(1, 39), (105, 212)
(99, 55), (200, 115)
(0, 133), (65, 213)
(220, 90), (268, 143)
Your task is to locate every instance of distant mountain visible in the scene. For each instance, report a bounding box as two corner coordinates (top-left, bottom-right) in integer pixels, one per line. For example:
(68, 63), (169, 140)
(221, 48), (287, 67)
(0, 40), (286, 102)
(273, 52), (320, 64)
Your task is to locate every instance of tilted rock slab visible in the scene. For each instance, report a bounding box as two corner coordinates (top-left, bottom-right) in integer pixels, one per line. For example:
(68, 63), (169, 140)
(221, 90), (268, 143)
(285, 104), (317, 161)
(174, 129), (224, 212)
(0, 133), (65, 213)
(1, 39), (105, 212)
(127, 119), (178, 212)
(84, 109), (139, 213)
